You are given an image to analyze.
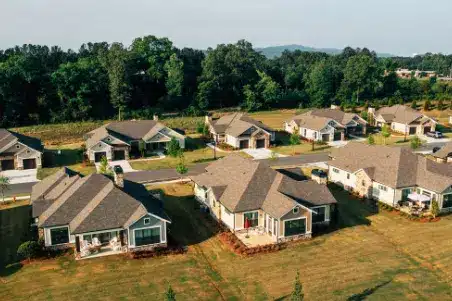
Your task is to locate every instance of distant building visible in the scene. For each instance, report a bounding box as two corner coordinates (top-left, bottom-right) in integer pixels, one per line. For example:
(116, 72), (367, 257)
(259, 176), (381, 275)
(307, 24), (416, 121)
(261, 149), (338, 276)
(390, 68), (437, 79)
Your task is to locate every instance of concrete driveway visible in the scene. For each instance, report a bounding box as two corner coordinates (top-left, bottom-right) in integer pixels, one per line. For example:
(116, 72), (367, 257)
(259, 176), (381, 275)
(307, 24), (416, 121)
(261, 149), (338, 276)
(243, 148), (286, 159)
(420, 135), (451, 144)
(95, 160), (135, 173)
(1, 169), (38, 184)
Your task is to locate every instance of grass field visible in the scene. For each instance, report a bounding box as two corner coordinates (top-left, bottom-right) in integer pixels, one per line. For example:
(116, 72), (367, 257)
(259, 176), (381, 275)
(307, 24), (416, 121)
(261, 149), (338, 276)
(2, 183), (452, 300)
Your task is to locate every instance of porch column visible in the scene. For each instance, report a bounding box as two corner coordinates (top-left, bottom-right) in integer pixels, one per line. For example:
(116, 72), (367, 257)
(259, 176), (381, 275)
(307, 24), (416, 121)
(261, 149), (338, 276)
(341, 132), (345, 141)
(362, 125), (367, 135)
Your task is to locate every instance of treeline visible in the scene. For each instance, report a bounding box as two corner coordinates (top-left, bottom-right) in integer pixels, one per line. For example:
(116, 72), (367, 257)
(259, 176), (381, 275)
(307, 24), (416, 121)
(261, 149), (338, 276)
(1, 36), (452, 127)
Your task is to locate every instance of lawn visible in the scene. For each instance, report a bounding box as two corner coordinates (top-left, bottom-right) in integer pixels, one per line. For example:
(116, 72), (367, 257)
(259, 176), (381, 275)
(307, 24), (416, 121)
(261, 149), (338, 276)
(2, 183), (452, 300)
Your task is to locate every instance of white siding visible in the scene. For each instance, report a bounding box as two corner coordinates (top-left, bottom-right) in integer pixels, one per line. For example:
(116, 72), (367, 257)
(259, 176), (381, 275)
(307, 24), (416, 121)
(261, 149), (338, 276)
(220, 205), (234, 229)
(328, 166), (356, 189)
(88, 143), (113, 161)
(372, 182), (396, 206)
(391, 122), (409, 133)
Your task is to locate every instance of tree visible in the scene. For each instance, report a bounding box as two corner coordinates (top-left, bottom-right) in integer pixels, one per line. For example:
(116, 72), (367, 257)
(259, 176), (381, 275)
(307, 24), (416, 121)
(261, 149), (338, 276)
(164, 54), (184, 97)
(290, 271), (304, 301)
(410, 135), (422, 150)
(431, 199), (440, 219)
(411, 100), (417, 109)
(0, 175), (10, 202)
(381, 124), (391, 145)
(423, 99), (431, 111)
(242, 84), (259, 111)
(138, 140), (146, 157)
(255, 70), (280, 106)
(176, 154), (188, 175)
(167, 137), (182, 157)
(196, 122), (210, 137)
(367, 134), (375, 145)
(106, 43), (130, 120)
(99, 156), (109, 174)
(437, 99), (444, 110)
(306, 60), (340, 108)
(289, 132), (300, 155)
(165, 284), (176, 301)
(17, 241), (41, 262)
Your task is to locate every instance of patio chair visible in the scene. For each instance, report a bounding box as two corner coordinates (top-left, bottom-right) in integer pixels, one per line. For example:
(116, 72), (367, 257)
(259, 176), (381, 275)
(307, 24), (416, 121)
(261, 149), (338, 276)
(92, 237), (101, 247)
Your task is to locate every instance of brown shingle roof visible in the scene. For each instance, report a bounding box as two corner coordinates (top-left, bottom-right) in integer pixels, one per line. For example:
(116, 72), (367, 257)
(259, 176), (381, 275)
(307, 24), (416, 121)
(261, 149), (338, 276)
(209, 113), (273, 137)
(288, 113), (333, 131)
(330, 142), (452, 192)
(191, 155), (337, 218)
(375, 105), (426, 124)
(432, 142), (452, 159)
(309, 109), (366, 125)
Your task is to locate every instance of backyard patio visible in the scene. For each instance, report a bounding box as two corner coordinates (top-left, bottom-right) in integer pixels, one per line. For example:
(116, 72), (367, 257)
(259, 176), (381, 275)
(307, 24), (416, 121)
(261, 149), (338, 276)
(396, 192), (433, 216)
(235, 227), (275, 247)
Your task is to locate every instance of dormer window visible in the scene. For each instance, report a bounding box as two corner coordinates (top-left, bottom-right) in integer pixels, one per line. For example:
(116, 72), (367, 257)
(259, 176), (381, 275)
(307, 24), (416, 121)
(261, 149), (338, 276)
(293, 207), (299, 214)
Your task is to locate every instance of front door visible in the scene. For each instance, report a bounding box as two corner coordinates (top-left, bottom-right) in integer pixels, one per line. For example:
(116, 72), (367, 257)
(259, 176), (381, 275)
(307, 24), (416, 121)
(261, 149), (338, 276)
(23, 158), (36, 169)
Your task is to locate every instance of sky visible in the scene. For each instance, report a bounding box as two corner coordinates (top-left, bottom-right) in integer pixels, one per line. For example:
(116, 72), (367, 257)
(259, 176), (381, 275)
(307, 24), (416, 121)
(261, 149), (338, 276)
(1, 0), (451, 56)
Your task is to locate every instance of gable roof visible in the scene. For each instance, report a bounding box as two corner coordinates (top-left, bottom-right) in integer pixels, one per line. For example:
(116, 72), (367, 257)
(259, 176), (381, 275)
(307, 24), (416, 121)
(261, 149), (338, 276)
(0, 129), (42, 154)
(330, 142), (452, 192)
(85, 120), (183, 149)
(308, 109), (367, 126)
(209, 113), (273, 137)
(32, 169), (170, 234)
(432, 141), (452, 159)
(190, 155), (336, 218)
(374, 105), (431, 124)
(287, 112), (336, 131)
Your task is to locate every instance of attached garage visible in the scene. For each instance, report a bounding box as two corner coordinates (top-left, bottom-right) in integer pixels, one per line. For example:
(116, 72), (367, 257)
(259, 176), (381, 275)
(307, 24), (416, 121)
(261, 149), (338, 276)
(256, 139), (266, 149)
(23, 158), (36, 170)
(239, 140), (249, 149)
(409, 127), (416, 135)
(94, 152), (107, 162)
(333, 132), (342, 141)
(321, 134), (330, 142)
(113, 150), (125, 161)
(423, 126), (431, 134)
(1, 159), (14, 171)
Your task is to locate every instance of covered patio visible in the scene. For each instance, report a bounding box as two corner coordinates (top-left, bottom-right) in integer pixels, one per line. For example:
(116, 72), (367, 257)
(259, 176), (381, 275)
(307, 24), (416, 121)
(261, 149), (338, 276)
(76, 229), (126, 260)
(397, 193), (432, 216)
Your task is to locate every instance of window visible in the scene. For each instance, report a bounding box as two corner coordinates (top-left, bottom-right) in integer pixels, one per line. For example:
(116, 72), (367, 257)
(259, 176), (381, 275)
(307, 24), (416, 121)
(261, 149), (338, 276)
(135, 227), (161, 246)
(284, 218), (306, 236)
(293, 207), (299, 214)
(273, 219), (277, 234)
(378, 185), (388, 192)
(303, 129), (307, 136)
(347, 173), (350, 180)
(312, 207), (326, 223)
(314, 132), (318, 139)
(402, 188), (411, 201)
(244, 211), (259, 227)
(50, 227), (69, 245)
(361, 180), (366, 186)
(332, 168), (339, 174)
(143, 217), (151, 225)
(422, 191), (432, 207)
(443, 194), (452, 208)
(16, 144), (20, 149)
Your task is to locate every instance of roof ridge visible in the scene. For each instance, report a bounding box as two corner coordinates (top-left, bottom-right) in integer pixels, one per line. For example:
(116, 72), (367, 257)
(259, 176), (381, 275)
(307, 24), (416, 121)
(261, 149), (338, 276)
(38, 175), (86, 226)
(70, 181), (115, 233)
(231, 160), (262, 211)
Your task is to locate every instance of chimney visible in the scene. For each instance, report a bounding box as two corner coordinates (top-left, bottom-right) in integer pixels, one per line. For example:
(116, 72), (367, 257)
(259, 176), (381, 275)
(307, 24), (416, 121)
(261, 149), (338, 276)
(205, 115), (212, 124)
(153, 114), (159, 121)
(113, 165), (124, 188)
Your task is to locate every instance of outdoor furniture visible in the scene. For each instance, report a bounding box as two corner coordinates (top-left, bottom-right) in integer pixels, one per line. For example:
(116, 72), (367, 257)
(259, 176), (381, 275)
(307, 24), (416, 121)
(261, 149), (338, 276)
(110, 237), (122, 251)
(92, 237), (101, 247)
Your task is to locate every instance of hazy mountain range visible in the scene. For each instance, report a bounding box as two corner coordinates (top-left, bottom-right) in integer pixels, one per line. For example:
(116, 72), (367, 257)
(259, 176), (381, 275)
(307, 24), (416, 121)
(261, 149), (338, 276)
(255, 44), (395, 58)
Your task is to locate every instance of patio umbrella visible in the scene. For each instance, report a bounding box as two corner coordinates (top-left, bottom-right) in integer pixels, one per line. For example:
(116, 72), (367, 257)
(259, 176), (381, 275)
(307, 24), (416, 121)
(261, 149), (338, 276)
(407, 193), (430, 202)
(244, 218), (250, 229)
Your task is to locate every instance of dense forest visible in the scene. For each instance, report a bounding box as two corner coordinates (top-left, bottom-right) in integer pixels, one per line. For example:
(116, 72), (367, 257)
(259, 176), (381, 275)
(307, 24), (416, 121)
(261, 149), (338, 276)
(1, 35), (452, 127)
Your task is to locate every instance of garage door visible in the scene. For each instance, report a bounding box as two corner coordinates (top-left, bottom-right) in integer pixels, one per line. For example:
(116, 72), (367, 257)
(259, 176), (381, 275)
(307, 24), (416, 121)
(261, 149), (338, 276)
(409, 127), (416, 135)
(333, 132), (342, 141)
(256, 139), (266, 149)
(94, 152), (107, 162)
(1, 159), (14, 171)
(322, 134), (330, 142)
(23, 158), (36, 170)
(239, 140), (249, 149)
(113, 150), (125, 161)
(423, 127), (431, 134)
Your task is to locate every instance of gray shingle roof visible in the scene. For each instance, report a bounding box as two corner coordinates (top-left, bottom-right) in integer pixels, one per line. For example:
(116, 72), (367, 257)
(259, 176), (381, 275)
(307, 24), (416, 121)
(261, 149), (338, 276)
(191, 155), (337, 218)
(309, 109), (367, 126)
(32, 169), (170, 234)
(375, 105), (427, 124)
(0, 129), (42, 154)
(432, 142), (452, 159)
(330, 142), (452, 192)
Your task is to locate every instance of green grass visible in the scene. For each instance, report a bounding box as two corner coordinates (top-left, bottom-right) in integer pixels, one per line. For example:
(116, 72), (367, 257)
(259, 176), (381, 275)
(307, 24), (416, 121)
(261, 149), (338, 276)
(2, 183), (452, 300)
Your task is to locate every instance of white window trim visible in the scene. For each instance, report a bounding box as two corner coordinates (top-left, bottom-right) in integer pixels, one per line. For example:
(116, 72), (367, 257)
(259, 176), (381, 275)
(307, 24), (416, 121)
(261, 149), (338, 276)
(243, 210), (259, 226)
(143, 217), (151, 225)
(283, 217), (310, 237)
(47, 225), (71, 246)
(131, 225), (164, 248)
(293, 207), (299, 214)
(311, 205), (329, 222)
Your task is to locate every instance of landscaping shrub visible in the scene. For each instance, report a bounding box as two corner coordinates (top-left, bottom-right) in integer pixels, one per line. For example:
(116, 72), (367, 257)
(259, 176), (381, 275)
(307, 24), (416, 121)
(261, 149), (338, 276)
(217, 142), (237, 151)
(17, 241), (41, 261)
(167, 137), (182, 157)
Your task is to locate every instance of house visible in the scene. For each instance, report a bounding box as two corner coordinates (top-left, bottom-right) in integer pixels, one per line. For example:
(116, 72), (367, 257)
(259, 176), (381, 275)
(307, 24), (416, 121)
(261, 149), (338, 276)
(284, 109), (367, 142)
(84, 119), (185, 162)
(31, 167), (171, 259)
(368, 105), (436, 135)
(393, 68), (437, 79)
(328, 142), (452, 213)
(190, 155), (337, 243)
(0, 129), (43, 170)
(205, 113), (275, 149)
(431, 142), (452, 163)
(449, 116), (452, 125)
